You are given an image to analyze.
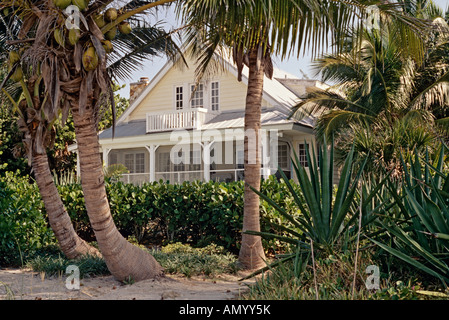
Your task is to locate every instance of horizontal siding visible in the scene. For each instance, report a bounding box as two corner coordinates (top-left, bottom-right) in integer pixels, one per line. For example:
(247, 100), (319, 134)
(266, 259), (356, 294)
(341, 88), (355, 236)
(127, 55), (271, 122)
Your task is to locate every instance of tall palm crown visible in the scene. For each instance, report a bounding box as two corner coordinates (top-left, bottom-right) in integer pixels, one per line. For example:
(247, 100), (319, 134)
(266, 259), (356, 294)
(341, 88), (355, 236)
(291, 2), (449, 176)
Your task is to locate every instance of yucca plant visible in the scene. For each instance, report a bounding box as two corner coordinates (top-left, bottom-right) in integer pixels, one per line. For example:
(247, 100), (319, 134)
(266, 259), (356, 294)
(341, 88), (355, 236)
(372, 144), (449, 284)
(243, 137), (389, 280)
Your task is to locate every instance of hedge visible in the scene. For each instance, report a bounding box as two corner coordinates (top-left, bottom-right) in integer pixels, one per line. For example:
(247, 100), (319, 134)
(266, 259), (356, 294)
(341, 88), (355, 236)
(60, 176), (303, 253)
(0, 172), (56, 266)
(0, 172), (303, 265)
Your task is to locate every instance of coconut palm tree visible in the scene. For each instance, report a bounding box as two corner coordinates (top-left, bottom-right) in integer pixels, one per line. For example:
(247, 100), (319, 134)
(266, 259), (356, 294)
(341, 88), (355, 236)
(178, 0), (429, 270)
(291, 7), (449, 176)
(0, 18), (178, 260)
(0, 12), (100, 259)
(0, 0), (180, 281)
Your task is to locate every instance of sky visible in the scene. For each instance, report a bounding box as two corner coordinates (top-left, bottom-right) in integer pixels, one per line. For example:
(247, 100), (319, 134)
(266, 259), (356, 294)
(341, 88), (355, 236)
(116, 0), (449, 99)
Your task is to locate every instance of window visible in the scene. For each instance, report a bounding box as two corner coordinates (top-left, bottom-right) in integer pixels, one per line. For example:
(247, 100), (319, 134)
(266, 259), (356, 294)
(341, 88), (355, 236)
(211, 81), (219, 111)
(298, 143), (309, 167)
(135, 153), (145, 173)
(278, 143), (289, 170)
(175, 86), (183, 110)
(125, 153), (145, 173)
(190, 84), (204, 108)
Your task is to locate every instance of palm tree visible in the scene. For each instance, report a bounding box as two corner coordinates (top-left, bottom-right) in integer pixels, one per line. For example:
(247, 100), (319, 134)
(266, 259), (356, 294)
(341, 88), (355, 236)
(0, 12), (100, 259)
(179, 0), (428, 270)
(0, 0), (180, 281)
(291, 7), (449, 177)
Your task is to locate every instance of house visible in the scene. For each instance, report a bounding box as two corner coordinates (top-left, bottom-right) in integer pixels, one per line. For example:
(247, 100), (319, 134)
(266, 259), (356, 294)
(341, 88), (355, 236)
(86, 51), (330, 185)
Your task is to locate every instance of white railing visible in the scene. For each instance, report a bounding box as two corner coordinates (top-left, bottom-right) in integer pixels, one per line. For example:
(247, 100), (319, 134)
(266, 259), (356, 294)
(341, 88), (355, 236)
(119, 169), (246, 185)
(146, 108), (215, 133)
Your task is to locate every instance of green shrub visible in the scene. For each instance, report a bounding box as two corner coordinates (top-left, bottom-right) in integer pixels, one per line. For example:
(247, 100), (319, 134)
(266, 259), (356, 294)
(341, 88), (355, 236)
(0, 172), (56, 266)
(59, 177), (301, 253)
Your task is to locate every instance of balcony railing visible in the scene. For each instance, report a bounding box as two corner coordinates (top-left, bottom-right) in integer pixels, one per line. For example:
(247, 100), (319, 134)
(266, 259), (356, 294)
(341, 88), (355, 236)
(146, 108), (215, 133)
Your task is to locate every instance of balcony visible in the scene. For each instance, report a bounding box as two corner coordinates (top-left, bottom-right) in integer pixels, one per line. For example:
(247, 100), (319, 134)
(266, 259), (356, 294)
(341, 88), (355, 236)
(146, 108), (215, 133)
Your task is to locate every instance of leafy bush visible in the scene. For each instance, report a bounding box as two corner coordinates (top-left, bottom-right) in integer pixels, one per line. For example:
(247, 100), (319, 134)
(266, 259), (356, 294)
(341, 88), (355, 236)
(59, 177), (301, 253)
(0, 172), (56, 266)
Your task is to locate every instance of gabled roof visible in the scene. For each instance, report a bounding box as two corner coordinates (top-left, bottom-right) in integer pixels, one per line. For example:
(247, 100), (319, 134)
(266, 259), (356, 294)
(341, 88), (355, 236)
(117, 48), (304, 124)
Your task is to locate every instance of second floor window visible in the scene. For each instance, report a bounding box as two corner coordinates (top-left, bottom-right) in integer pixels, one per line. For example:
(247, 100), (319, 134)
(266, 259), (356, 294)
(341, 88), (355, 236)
(175, 86), (183, 110)
(211, 81), (219, 111)
(190, 84), (204, 108)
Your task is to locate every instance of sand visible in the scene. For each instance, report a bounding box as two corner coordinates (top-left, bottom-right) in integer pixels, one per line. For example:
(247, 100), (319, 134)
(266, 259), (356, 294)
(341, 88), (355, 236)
(0, 268), (255, 300)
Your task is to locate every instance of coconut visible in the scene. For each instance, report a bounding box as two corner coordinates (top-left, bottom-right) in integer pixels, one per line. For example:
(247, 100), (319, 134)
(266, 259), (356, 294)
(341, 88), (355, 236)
(102, 40), (113, 53)
(11, 66), (23, 82)
(94, 14), (106, 28)
(72, 0), (88, 10)
(68, 28), (81, 46)
(82, 47), (99, 71)
(53, 0), (72, 9)
(9, 51), (20, 65)
(105, 27), (117, 40)
(54, 29), (65, 47)
(104, 8), (117, 22)
(118, 21), (131, 34)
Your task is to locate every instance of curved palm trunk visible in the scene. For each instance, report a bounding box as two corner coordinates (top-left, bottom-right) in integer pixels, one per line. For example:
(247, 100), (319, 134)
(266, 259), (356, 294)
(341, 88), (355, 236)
(71, 100), (163, 282)
(31, 152), (100, 259)
(238, 48), (267, 270)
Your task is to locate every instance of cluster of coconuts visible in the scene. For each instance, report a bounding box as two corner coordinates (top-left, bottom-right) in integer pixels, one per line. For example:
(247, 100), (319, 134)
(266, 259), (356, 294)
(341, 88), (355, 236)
(51, 0), (132, 72)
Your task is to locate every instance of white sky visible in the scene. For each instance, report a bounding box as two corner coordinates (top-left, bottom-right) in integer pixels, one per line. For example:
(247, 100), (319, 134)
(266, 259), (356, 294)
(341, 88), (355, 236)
(116, 0), (449, 98)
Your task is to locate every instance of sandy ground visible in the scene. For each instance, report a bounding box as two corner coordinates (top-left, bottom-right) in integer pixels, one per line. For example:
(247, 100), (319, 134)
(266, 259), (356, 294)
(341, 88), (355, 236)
(0, 268), (255, 300)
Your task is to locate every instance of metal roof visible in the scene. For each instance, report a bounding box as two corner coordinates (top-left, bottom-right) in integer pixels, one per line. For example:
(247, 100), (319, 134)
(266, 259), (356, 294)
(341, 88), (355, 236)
(99, 108), (314, 140)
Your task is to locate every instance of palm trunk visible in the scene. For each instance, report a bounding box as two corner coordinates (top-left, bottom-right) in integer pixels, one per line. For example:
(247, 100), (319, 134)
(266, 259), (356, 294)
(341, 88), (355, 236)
(71, 100), (163, 282)
(31, 152), (100, 259)
(238, 47), (267, 270)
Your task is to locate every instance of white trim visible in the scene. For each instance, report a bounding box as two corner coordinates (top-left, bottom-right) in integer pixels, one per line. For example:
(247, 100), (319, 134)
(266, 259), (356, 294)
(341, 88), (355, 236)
(117, 59), (175, 124)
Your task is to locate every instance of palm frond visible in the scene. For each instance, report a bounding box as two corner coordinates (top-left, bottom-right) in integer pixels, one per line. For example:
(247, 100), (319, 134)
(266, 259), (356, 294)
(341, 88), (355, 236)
(107, 21), (182, 81)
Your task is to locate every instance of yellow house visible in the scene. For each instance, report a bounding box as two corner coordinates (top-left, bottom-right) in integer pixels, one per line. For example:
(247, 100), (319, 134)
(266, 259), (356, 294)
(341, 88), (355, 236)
(95, 51), (328, 184)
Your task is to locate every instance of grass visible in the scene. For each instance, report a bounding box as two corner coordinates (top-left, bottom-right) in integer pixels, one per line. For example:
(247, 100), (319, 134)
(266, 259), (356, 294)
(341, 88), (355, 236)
(240, 243), (449, 300)
(149, 242), (239, 278)
(24, 242), (239, 280)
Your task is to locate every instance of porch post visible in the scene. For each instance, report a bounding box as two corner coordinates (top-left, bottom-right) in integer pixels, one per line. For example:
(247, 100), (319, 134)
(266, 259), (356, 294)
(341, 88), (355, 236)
(202, 141), (214, 182)
(145, 145), (159, 182)
(262, 130), (270, 179)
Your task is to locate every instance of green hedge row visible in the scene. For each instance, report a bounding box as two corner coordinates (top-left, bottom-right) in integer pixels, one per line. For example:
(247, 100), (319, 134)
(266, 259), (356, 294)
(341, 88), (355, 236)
(0, 172), (302, 266)
(61, 176), (302, 253)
